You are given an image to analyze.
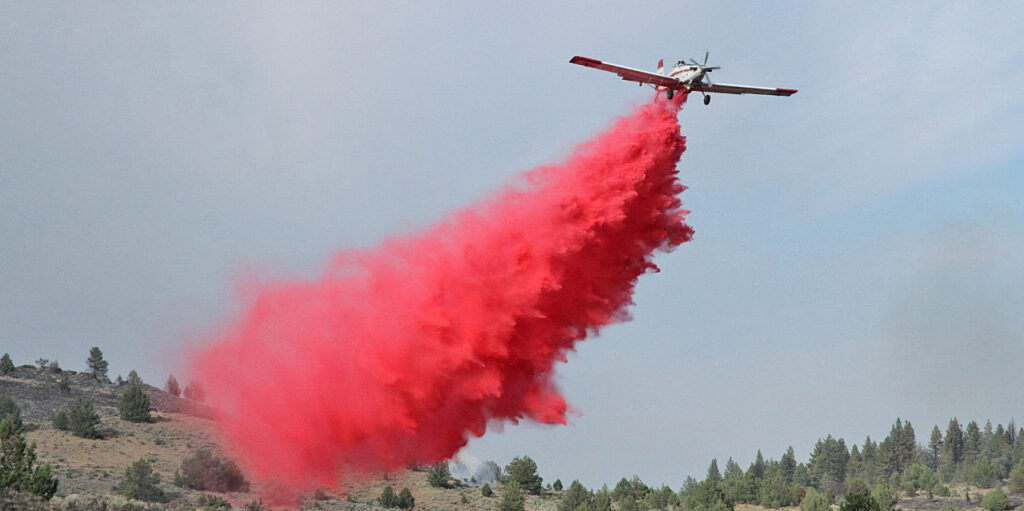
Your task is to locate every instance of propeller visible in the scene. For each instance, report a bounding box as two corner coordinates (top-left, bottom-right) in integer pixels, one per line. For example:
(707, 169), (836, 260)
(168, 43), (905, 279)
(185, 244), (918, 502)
(688, 51), (721, 87)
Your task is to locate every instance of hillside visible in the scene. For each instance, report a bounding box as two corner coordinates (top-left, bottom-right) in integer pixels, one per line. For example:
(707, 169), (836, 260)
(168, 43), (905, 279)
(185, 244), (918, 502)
(1, 363), (1021, 511)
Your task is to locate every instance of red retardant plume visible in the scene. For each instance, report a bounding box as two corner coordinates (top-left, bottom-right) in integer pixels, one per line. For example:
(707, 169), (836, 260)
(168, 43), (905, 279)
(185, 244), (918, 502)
(191, 94), (693, 494)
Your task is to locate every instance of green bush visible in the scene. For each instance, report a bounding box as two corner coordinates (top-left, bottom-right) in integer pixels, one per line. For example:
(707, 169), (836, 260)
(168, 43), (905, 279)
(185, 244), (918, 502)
(173, 449), (248, 492)
(840, 493), (880, 511)
(982, 488), (1009, 511)
(117, 385), (151, 423)
(116, 458), (167, 502)
(482, 483), (494, 497)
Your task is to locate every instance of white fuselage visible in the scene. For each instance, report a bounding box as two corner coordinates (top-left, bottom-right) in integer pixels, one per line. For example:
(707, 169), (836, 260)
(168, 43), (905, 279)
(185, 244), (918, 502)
(663, 63), (703, 90)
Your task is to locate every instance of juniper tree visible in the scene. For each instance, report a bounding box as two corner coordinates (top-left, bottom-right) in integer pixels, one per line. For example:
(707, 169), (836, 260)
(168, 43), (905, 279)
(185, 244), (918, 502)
(427, 462), (452, 488)
(127, 369), (143, 386)
(397, 487), (415, 509)
(86, 347), (109, 381)
(63, 397), (101, 439)
(118, 385), (151, 422)
(0, 395), (22, 431)
(379, 485), (399, 508)
(0, 353), (13, 375)
(165, 375), (180, 397)
(116, 458), (167, 502)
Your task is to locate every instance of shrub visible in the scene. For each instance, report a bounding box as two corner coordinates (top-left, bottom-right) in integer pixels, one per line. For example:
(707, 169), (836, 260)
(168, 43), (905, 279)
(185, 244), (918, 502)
(505, 456), (543, 495)
(46, 360), (61, 374)
(482, 483), (494, 497)
(427, 462), (452, 488)
(398, 488), (415, 509)
(62, 397), (101, 439)
(198, 494), (232, 511)
(117, 385), (151, 423)
(982, 488), (1009, 511)
(173, 448), (248, 492)
(0, 353), (13, 375)
(116, 458), (167, 502)
(0, 416), (59, 499)
(841, 493), (881, 511)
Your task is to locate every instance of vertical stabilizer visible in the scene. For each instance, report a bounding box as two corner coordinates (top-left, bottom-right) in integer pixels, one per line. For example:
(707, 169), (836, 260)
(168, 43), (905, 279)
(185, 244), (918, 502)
(657, 59), (665, 75)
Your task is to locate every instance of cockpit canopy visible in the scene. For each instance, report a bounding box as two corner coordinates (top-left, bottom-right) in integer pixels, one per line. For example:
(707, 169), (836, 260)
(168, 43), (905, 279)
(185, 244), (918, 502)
(676, 60), (688, 67)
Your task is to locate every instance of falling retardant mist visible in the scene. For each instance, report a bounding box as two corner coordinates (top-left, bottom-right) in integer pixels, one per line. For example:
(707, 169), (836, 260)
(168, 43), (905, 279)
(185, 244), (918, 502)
(190, 93), (693, 495)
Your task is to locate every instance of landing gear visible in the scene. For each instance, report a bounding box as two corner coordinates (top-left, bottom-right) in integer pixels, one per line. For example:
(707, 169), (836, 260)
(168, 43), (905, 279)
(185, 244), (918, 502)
(703, 95), (711, 105)
(666, 89), (675, 100)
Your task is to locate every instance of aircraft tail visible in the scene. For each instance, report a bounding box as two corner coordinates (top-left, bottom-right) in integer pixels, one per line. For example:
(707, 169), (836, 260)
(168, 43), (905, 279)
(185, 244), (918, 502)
(657, 59), (664, 75)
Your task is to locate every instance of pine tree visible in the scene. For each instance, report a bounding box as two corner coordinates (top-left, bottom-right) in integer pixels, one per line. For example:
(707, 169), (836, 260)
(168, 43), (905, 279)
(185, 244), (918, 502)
(505, 456), (543, 495)
(781, 447), (797, 483)
(0, 353), (14, 375)
(749, 450), (767, 479)
(941, 419), (964, 469)
(928, 426), (943, 470)
(86, 347), (108, 381)
(0, 416), (59, 499)
(965, 421), (982, 461)
(165, 375), (180, 397)
(118, 385), (151, 422)
(707, 459), (723, 484)
(809, 435), (849, 500)
(127, 369), (143, 386)
(500, 480), (526, 511)
(559, 480), (593, 511)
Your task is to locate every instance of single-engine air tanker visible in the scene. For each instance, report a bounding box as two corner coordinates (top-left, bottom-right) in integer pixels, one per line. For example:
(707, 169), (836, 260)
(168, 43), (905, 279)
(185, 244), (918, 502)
(570, 52), (797, 105)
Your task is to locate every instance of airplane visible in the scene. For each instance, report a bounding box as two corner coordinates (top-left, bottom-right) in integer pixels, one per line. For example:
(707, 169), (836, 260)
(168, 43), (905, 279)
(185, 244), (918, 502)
(569, 52), (797, 105)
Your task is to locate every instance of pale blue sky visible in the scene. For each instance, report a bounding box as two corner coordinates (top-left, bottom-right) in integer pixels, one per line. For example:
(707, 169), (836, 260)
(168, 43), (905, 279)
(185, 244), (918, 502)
(2, 1), (1022, 490)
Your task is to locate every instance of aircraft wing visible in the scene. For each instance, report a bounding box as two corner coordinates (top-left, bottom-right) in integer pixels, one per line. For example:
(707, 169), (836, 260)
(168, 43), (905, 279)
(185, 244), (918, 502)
(570, 56), (681, 89)
(695, 82), (798, 96)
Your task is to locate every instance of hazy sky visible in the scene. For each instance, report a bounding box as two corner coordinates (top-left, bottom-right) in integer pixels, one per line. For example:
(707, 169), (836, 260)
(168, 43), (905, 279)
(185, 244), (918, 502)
(2, 1), (1023, 490)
